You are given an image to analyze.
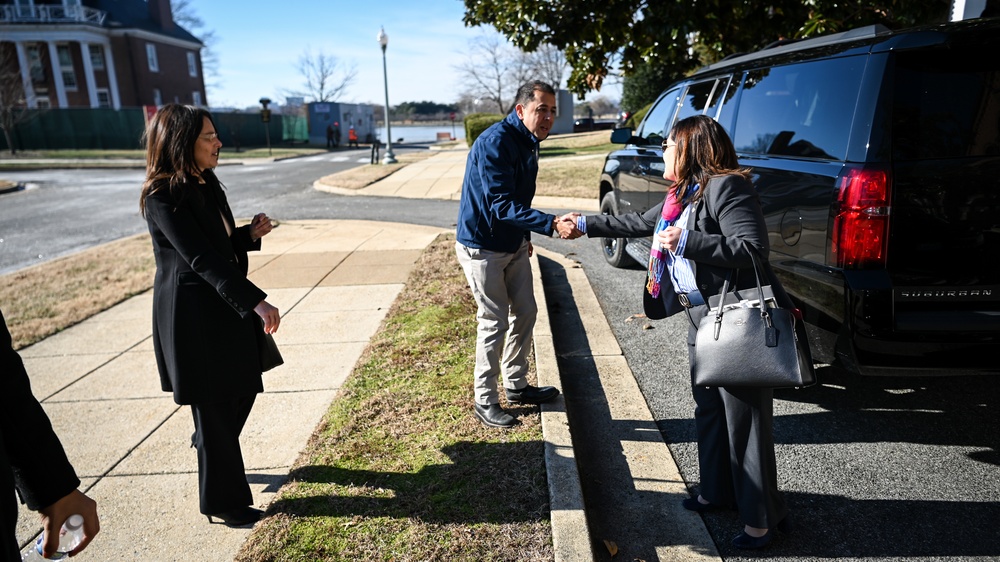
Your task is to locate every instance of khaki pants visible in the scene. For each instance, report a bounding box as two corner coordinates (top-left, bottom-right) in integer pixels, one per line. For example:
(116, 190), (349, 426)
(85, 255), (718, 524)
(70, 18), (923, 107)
(455, 240), (536, 405)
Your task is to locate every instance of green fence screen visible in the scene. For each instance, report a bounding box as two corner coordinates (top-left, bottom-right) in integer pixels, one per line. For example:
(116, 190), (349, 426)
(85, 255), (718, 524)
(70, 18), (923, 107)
(1, 108), (286, 151)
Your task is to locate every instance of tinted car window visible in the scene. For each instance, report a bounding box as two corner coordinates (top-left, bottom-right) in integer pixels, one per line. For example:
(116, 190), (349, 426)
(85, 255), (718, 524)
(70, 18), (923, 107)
(636, 88), (680, 146)
(892, 49), (1000, 160)
(675, 80), (719, 123)
(734, 56), (866, 160)
(716, 73), (743, 131)
(705, 75), (733, 120)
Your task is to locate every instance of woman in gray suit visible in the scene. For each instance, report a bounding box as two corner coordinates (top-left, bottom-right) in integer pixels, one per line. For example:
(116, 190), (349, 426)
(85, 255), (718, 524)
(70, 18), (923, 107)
(139, 104), (279, 527)
(573, 115), (793, 549)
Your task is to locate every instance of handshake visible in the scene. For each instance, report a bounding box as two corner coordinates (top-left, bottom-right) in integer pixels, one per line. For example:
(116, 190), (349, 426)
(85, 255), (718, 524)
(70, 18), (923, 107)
(554, 213), (584, 240)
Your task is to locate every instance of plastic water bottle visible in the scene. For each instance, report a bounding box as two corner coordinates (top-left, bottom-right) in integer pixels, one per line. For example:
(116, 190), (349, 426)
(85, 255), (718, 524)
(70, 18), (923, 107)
(22, 514), (84, 561)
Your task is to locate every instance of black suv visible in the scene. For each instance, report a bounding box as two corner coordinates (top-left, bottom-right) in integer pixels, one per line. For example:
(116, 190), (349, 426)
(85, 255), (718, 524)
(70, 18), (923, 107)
(598, 18), (1000, 376)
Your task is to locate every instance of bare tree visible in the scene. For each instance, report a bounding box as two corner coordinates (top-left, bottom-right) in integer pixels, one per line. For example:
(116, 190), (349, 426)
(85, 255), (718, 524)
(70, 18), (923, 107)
(287, 47), (357, 103)
(530, 43), (567, 90)
(171, 0), (219, 103)
(455, 31), (568, 114)
(454, 32), (513, 114)
(0, 46), (41, 155)
(588, 95), (618, 118)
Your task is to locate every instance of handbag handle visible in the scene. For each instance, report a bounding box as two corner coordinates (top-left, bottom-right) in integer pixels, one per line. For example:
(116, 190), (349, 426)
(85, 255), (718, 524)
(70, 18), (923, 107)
(711, 241), (776, 345)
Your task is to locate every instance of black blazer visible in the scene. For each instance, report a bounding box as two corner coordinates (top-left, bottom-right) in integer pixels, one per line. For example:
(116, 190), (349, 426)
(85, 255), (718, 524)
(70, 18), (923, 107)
(1, 308), (80, 561)
(144, 175), (267, 405)
(585, 174), (794, 319)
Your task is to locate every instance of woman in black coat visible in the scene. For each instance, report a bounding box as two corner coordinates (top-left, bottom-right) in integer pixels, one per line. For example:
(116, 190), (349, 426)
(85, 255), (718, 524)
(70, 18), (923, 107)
(139, 104), (279, 527)
(570, 115), (797, 549)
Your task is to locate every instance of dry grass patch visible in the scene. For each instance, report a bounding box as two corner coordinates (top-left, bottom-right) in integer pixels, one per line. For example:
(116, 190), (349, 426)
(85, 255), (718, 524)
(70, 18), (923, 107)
(236, 232), (552, 562)
(0, 233), (156, 350)
(542, 130), (617, 157)
(317, 151), (436, 190)
(536, 154), (604, 199)
(546, 130), (612, 148)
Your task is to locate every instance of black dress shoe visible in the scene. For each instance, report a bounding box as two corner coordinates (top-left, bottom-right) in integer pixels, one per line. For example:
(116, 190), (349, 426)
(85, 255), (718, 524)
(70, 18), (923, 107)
(505, 384), (559, 404)
(206, 506), (263, 527)
(474, 403), (518, 428)
(681, 496), (726, 513)
(776, 514), (793, 534)
(732, 529), (774, 549)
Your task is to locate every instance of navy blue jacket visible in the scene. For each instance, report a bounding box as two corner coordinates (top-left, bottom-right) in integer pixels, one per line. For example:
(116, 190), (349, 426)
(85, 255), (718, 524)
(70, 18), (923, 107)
(456, 111), (555, 252)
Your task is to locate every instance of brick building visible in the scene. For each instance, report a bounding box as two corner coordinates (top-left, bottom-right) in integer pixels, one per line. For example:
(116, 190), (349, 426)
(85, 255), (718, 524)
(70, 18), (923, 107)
(0, 0), (205, 109)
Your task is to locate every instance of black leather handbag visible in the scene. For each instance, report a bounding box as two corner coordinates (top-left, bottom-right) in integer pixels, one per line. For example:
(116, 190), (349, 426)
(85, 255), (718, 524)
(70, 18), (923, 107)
(256, 317), (284, 372)
(692, 242), (816, 389)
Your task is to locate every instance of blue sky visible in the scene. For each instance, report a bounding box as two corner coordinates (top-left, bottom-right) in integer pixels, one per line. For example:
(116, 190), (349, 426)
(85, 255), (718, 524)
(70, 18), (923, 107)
(189, 0), (621, 109)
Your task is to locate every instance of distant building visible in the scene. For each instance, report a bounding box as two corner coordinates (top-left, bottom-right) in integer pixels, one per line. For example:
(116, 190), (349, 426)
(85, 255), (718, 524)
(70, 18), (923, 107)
(308, 102), (376, 146)
(0, 0), (206, 109)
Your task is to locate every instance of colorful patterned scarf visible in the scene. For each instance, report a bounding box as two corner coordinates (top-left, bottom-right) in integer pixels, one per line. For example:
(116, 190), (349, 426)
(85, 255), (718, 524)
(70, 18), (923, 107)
(646, 189), (684, 298)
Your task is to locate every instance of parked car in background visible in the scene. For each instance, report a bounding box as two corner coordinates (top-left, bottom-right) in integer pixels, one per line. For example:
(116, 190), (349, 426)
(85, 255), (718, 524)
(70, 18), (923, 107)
(597, 18), (1000, 377)
(574, 118), (617, 133)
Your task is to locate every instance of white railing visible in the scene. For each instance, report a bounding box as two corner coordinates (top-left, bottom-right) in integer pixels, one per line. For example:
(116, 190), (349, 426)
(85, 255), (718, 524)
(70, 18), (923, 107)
(0, 5), (107, 25)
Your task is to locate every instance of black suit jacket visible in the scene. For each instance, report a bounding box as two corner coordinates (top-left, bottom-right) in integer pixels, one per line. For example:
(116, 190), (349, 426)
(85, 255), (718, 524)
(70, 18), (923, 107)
(1, 309), (80, 561)
(585, 174), (794, 319)
(144, 175), (267, 405)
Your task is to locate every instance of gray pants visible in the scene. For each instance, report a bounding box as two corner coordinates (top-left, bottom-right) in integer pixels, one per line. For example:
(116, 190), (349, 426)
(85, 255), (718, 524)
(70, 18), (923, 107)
(455, 241), (536, 405)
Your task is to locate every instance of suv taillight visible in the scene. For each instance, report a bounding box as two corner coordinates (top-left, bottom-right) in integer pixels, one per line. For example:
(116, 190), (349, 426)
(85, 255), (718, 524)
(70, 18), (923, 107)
(831, 166), (891, 269)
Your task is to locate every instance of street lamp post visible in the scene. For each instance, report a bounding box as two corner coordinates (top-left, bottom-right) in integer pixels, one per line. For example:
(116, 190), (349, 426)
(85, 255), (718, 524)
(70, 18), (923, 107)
(377, 26), (397, 164)
(259, 97), (272, 156)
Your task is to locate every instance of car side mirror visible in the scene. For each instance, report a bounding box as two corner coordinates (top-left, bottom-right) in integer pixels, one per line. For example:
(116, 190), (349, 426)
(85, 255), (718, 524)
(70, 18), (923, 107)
(610, 128), (634, 144)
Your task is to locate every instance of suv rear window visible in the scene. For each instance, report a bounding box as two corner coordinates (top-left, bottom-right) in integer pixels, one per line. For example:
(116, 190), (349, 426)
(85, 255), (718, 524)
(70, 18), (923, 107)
(733, 56), (866, 160)
(892, 49), (1000, 161)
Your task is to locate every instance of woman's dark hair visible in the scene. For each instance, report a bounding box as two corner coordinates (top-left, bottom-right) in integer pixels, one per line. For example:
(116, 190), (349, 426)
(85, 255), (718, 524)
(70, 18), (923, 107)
(139, 104), (217, 217)
(669, 114), (750, 204)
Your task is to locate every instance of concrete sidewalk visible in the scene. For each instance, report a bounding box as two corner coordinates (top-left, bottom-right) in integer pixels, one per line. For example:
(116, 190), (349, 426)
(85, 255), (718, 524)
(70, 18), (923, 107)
(15, 220), (447, 560)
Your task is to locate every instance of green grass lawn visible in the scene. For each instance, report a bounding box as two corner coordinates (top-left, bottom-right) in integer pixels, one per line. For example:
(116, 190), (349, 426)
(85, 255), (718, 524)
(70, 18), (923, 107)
(236, 233), (552, 562)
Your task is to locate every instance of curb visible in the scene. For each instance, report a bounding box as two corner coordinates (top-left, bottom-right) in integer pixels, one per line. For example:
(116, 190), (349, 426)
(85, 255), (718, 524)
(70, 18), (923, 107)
(534, 247), (722, 562)
(532, 249), (595, 562)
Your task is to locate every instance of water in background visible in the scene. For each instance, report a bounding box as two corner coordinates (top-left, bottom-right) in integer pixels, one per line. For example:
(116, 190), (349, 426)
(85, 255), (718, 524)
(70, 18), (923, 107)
(376, 124), (465, 143)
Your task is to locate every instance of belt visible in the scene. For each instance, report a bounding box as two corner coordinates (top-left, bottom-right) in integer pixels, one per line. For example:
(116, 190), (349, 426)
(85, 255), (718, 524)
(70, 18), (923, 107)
(677, 290), (706, 308)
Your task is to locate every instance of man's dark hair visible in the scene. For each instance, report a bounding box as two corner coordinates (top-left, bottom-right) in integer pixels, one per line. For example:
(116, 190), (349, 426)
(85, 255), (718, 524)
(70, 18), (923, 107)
(515, 80), (556, 107)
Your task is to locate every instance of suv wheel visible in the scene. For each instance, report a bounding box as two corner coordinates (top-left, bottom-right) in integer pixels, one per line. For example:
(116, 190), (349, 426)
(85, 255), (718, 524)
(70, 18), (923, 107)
(600, 192), (633, 268)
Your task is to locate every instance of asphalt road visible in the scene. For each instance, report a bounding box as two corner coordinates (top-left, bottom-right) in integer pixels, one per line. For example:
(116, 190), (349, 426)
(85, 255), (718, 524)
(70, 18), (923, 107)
(3, 159), (997, 560)
(0, 146), (457, 275)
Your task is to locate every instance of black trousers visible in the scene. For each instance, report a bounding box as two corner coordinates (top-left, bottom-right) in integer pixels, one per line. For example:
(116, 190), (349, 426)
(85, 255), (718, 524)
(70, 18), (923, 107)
(687, 306), (788, 529)
(190, 395), (256, 515)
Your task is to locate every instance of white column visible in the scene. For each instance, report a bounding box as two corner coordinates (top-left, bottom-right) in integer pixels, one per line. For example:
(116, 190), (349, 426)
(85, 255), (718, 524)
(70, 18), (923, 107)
(14, 41), (37, 108)
(102, 41), (121, 110)
(46, 41), (68, 108)
(79, 41), (99, 108)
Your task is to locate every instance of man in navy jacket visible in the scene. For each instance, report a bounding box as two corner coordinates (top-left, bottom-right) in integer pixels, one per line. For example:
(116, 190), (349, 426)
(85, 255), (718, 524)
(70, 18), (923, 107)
(456, 80), (578, 428)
